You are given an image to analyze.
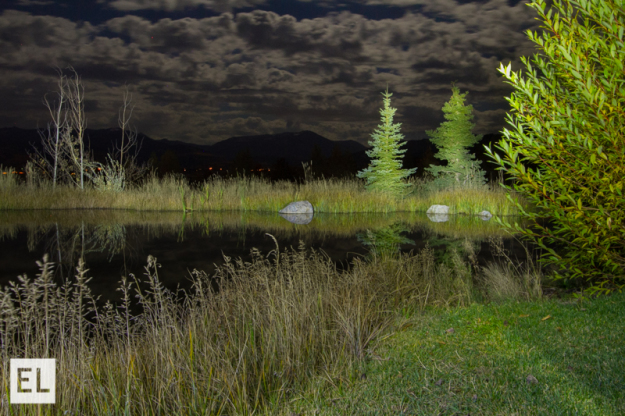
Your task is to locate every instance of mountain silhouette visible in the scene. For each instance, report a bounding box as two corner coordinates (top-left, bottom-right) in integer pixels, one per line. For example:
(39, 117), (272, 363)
(210, 130), (364, 166)
(0, 128), (366, 170)
(0, 127), (506, 178)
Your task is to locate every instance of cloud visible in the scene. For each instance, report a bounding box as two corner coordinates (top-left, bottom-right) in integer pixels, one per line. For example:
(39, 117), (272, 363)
(0, 10), (97, 67)
(235, 10), (367, 59)
(105, 14), (236, 54)
(99, 0), (267, 12)
(0, 0), (541, 145)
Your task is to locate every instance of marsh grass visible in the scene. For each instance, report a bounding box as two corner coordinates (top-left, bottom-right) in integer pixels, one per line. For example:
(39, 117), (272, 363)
(0, 172), (528, 215)
(1, 234), (493, 415)
(479, 236), (544, 302)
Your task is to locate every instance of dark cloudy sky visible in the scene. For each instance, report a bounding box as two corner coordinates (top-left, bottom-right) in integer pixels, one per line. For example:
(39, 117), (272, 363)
(0, 0), (540, 146)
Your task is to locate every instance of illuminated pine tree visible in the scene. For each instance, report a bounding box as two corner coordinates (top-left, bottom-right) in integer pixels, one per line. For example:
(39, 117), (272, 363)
(426, 85), (486, 188)
(357, 89), (417, 196)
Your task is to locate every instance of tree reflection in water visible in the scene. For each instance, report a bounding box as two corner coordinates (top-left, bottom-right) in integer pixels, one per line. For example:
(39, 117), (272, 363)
(357, 223), (415, 260)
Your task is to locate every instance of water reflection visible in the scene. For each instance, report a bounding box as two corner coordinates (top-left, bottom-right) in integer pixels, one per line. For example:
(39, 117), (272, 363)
(427, 234), (481, 266)
(0, 210), (535, 303)
(357, 223), (415, 259)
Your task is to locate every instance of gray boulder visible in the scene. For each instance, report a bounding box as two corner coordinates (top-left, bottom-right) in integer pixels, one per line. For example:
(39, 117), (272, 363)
(279, 200), (314, 214)
(426, 205), (450, 223)
(427, 205), (449, 215)
(477, 210), (493, 220)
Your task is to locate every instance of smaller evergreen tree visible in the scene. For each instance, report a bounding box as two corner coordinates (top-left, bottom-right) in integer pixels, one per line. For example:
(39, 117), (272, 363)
(357, 89), (417, 196)
(426, 85), (486, 188)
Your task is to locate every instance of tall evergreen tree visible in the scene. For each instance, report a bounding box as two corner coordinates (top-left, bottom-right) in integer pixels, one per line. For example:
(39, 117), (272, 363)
(426, 85), (486, 188)
(357, 89), (417, 196)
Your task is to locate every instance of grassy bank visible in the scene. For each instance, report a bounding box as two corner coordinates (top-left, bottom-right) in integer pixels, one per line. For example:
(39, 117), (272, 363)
(289, 291), (625, 415)
(1, 236), (548, 415)
(0, 171), (528, 215)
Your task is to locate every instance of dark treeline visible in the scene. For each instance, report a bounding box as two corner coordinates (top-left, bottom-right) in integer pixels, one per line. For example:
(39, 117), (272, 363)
(181, 133), (514, 184)
(1, 127), (517, 185)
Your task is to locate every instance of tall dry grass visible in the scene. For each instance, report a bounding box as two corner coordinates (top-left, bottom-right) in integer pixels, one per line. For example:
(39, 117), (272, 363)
(1, 235), (494, 415)
(0, 171), (528, 216)
(479, 236), (544, 302)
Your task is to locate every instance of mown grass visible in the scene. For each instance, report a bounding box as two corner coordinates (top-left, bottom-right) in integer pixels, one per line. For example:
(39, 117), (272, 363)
(0, 169), (529, 216)
(288, 290), (625, 415)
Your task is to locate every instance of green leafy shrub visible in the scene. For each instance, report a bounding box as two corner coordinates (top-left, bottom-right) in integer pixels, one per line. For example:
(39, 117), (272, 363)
(487, 0), (625, 295)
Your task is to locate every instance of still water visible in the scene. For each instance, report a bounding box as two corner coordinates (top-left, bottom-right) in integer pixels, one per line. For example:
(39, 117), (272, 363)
(0, 210), (538, 303)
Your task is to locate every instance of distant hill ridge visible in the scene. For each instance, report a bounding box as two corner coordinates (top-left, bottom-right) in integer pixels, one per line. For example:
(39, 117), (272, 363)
(0, 127), (504, 176)
(0, 127), (368, 169)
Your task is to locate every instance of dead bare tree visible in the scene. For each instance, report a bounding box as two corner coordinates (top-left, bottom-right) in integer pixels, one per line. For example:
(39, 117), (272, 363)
(118, 86), (134, 172)
(117, 87), (146, 183)
(62, 67), (90, 190)
(33, 68), (144, 191)
(91, 86), (146, 191)
(31, 68), (70, 188)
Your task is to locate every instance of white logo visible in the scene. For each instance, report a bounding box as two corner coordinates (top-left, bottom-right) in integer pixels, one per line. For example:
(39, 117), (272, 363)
(10, 359), (56, 404)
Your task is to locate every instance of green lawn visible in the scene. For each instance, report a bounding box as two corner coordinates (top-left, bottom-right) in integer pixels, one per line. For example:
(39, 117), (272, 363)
(289, 291), (625, 415)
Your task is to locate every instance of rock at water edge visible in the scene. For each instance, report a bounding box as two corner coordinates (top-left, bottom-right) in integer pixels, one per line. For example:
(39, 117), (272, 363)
(426, 205), (449, 215)
(279, 200), (314, 214)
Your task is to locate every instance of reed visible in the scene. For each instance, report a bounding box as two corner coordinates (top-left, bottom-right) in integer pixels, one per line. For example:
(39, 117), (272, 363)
(1, 233), (542, 415)
(0, 173), (529, 215)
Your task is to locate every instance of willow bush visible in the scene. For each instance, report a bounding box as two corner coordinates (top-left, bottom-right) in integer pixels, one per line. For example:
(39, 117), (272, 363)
(487, 0), (625, 295)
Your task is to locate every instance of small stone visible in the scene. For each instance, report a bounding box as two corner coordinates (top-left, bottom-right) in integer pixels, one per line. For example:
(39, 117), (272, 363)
(446, 328), (455, 334)
(435, 378), (444, 386)
(477, 210), (493, 220)
(526, 374), (538, 384)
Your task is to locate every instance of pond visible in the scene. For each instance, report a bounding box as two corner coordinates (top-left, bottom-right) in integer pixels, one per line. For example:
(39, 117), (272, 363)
(0, 210), (543, 304)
